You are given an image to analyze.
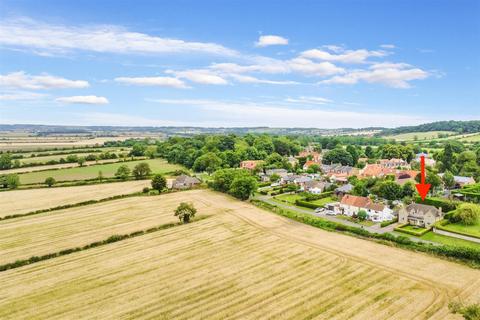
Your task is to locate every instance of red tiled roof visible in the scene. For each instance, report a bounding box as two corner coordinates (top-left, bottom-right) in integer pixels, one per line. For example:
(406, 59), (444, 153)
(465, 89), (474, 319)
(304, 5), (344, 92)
(340, 195), (370, 207)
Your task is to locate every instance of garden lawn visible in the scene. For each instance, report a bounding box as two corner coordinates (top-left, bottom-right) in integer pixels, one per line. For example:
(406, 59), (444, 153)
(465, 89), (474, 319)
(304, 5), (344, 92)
(439, 222), (480, 239)
(274, 193), (304, 204)
(309, 196), (336, 207)
(17, 159), (184, 184)
(335, 215), (376, 227)
(420, 232), (480, 249)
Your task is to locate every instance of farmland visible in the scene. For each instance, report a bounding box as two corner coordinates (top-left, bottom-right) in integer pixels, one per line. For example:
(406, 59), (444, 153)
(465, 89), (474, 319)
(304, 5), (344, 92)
(0, 190), (222, 264)
(0, 180), (151, 217)
(0, 190), (479, 319)
(383, 131), (455, 141)
(15, 158), (184, 184)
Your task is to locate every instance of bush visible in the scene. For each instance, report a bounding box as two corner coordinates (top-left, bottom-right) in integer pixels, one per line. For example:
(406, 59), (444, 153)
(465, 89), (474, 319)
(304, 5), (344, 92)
(449, 203), (480, 225)
(380, 218), (398, 228)
(295, 199), (321, 209)
(142, 187), (150, 193)
(415, 196), (458, 212)
(151, 174), (167, 192)
(45, 177), (56, 187)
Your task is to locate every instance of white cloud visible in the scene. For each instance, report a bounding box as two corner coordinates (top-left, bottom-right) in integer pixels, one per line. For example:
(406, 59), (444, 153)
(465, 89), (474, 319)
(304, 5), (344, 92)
(114, 76), (187, 88)
(166, 69), (228, 85)
(285, 96), (333, 105)
(0, 71), (89, 89)
(301, 48), (388, 64)
(288, 58), (345, 76)
(321, 62), (429, 88)
(380, 44), (396, 49)
(149, 98), (426, 128)
(0, 91), (48, 101)
(55, 95), (109, 105)
(0, 17), (238, 57)
(228, 74), (300, 85)
(255, 35), (289, 47)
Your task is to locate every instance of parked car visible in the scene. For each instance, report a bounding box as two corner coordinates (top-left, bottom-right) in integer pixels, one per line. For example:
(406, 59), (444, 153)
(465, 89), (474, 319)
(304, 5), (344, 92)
(325, 210), (337, 216)
(314, 207), (324, 213)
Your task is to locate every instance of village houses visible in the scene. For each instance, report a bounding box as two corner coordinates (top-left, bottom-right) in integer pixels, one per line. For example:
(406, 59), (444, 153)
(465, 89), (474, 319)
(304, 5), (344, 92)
(339, 195), (395, 222)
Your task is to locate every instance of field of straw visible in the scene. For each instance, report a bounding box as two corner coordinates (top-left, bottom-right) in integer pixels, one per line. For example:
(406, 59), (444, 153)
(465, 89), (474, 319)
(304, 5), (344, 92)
(0, 190), (479, 319)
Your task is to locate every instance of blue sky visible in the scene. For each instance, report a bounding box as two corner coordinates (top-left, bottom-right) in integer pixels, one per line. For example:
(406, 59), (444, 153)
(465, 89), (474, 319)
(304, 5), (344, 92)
(0, 0), (478, 128)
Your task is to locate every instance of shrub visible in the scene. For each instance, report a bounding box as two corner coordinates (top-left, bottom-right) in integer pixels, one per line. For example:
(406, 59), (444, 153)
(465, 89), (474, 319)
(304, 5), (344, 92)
(449, 203), (480, 225)
(151, 174), (167, 192)
(174, 202), (197, 223)
(45, 177), (56, 187)
(295, 200), (320, 209)
(115, 165), (131, 180)
(132, 162), (151, 179)
(142, 187), (150, 193)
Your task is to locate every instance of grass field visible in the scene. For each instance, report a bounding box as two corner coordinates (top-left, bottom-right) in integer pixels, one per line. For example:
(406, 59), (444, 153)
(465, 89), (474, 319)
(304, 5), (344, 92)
(384, 131), (455, 141)
(309, 196), (337, 207)
(18, 150), (128, 165)
(1, 190), (479, 319)
(0, 191), (222, 264)
(0, 180), (151, 218)
(16, 159), (183, 184)
(439, 222), (480, 238)
(420, 232), (480, 249)
(274, 193), (303, 204)
(2, 158), (122, 175)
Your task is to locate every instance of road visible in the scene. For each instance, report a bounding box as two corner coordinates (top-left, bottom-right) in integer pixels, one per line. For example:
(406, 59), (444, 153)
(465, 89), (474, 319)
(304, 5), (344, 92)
(254, 194), (439, 245)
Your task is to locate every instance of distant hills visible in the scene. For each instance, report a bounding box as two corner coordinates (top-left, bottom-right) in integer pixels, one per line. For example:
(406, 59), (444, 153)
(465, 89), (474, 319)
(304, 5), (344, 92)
(379, 120), (480, 136)
(0, 120), (479, 136)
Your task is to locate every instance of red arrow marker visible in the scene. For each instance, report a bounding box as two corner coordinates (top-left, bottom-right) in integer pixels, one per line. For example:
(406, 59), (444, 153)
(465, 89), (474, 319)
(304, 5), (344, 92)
(415, 155), (431, 201)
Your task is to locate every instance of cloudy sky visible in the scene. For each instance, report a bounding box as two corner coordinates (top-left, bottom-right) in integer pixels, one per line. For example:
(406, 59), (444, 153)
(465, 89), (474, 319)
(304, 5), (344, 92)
(0, 0), (478, 128)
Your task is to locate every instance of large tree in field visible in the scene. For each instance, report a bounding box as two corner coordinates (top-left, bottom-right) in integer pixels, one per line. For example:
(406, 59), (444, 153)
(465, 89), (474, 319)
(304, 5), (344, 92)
(115, 165), (131, 180)
(174, 202), (197, 223)
(151, 174), (166, 192)
(229, 176), (258, 200)
(0, 154), (12, 170)
(45, 177), (56, 187)
(132, 162), (151, 179)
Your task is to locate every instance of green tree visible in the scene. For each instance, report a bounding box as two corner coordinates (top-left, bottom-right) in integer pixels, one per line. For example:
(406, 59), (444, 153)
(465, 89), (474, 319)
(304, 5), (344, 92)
(378, 181), (403, 200)
(442, 170), (455, 189)
(66, 154), (79, 163)
(449, 301), (480, 320)
(115, 165), (131, 180)
(357, 210), (368, 221)
(211, 168), (251, 193)
(5, 174), (20, 189)
(130, 143), (146, 157)
(151, 174), (167, 192)
(323, 149), (353, 166)
(192, 152), (223, 173)
(307, 164), (321, 174)
(346, 145), (359, 165)
(441, 143), (455, 172)
(45, 177), (56, 187)
(270, 173), (281, 183)
(174, 202), (197, 223)
(229, 176), (258, 200)
(77, 157), (86, 167)
(450, 204), (480, 225)
(402, 181), (416, 198)
(98, 170), (104, 181)
(0, 153), (12, 170)
(365, 146), (375, 159)
(132, 162), (151, 179)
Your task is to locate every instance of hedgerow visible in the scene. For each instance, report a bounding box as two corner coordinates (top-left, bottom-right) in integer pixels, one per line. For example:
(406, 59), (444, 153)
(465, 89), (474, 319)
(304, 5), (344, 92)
(251, 199), (480, 267)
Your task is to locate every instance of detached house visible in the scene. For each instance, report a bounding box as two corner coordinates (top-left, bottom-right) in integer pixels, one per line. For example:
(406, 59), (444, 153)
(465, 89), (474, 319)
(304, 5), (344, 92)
(172, 175), (201, 189)
(437, 173), (476, 188)
(340, 195), (394, 222)
(240, 160), (263, 171)
(379, 158), (409, 168)
(398, 203), (443, 228)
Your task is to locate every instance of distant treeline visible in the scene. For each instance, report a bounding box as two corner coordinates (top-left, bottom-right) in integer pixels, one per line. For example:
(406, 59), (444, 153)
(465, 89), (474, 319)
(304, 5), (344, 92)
(379, 120), (480, 136)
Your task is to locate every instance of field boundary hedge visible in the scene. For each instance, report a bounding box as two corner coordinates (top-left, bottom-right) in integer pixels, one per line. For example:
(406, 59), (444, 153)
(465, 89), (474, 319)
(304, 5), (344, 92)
(251, 199), (480, 268)
(394, 224), (430, 237)
(0, 216), (210, 272)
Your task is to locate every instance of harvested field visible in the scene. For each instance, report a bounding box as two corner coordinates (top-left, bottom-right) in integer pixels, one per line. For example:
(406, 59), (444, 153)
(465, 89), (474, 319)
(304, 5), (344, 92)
(15, 158), (183, 184)
(0, 180), (151, 217)
(0, 191), (221, 264)
(0, 136), (134, 151)
(0, 158), (121, 175)
(0, 190), (479, 319)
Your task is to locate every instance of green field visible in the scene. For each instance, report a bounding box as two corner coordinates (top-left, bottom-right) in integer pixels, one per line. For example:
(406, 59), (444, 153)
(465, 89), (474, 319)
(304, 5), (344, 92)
(309, 196), (336, 207)
(458, 133), (480, 142)
(384, 131), (455, 141)
(439, 222), (480, 238)
(17, 159), (184, 184)
(274, 193), (304, 204)
(420, 231), (480, 249)
(19, 150), (129, 165)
